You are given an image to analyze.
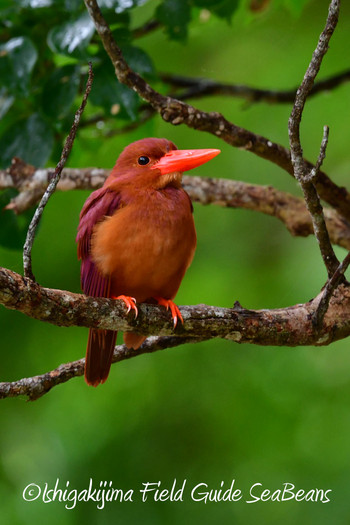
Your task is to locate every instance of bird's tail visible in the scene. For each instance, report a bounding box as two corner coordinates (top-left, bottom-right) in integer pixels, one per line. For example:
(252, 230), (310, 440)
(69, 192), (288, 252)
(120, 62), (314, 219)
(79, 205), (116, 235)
(85, 328), (117, 386)
(123, 332), (146, 350)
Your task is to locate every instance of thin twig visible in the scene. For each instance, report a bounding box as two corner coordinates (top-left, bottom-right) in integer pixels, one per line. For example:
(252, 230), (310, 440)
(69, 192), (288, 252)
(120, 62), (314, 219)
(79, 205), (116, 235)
(22, 63), (94, 281)
(132, 19), (161, 39)
(313, 251), (350, 329)
(300, 126), (340, 277)
(83, 0), (350, 222)
(288, 0), (340, 278)
(161, 68), (350, 105)
(0, 335), (201, 401)
(308, 125), (329, 182)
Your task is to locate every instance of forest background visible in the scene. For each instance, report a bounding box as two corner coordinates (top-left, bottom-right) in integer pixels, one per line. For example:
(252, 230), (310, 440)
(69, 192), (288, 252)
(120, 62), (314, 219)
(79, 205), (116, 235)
(1, 0), (350, 523)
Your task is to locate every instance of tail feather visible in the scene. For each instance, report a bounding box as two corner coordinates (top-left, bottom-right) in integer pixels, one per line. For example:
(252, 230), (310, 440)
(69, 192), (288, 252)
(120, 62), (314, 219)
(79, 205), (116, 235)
(85, 328), (117, 387)
(123, 332), (147, 350)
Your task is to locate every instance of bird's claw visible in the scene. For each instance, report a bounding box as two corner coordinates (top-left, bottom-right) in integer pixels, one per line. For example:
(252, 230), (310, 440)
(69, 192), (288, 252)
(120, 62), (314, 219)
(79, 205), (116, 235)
(154, 297), (183, 328)
(112, 295), (138, 317)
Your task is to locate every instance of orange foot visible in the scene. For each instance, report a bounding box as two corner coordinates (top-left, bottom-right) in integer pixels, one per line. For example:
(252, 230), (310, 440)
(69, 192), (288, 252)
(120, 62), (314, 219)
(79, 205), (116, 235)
(112, 295), (138, 317)
(153, 296), (183, 328)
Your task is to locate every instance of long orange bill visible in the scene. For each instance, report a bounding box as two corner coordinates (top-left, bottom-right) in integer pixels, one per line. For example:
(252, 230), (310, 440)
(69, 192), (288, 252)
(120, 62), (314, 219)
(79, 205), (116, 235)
(153, 148), (221, 175)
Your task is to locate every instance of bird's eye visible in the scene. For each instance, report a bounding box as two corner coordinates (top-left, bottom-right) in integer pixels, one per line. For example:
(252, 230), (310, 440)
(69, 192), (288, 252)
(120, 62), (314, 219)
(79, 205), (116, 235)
(138, 156), (150, 166)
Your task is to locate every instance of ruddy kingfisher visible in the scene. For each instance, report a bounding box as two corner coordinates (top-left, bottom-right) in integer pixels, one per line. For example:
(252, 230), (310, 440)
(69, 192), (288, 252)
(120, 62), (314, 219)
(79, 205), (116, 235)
(77, 137), (220, 386)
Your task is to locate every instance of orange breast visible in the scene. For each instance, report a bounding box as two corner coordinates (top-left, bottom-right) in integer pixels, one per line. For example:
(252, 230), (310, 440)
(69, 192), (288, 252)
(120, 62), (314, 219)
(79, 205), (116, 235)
(91, 187), (196, 301)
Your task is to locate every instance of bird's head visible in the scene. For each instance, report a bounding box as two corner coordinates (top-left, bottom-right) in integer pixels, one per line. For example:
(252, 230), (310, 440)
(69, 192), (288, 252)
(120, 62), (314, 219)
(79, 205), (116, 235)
(109, 138), (220, 190)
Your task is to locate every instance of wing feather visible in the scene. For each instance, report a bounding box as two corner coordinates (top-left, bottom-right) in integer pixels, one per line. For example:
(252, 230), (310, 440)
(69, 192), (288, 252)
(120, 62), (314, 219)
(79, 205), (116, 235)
(76, 187), (121, 298)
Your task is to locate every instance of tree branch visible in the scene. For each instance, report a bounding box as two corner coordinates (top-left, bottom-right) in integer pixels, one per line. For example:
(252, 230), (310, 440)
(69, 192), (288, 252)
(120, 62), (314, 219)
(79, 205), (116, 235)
(288, 0), (340, 278)
(287, 0), (350, 329)
(1, 265), (350, 399)
(83, 0), (350, 222)
(1, 266), (350, 345)
(79, 66), (350, 136)
(160, 68), (350, 105)
(22, 64), (94, 281)
(0, 335), (201, 401)
(2, 163), (350, 249)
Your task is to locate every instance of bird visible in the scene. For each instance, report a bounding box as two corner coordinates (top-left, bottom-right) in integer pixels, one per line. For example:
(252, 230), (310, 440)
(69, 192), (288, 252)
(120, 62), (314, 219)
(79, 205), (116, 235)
(76, 137), (220, 386)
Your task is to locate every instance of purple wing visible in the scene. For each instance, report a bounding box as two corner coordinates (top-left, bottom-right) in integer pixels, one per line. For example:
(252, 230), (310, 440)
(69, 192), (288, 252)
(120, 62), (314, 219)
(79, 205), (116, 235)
(76, 187), (121, 298)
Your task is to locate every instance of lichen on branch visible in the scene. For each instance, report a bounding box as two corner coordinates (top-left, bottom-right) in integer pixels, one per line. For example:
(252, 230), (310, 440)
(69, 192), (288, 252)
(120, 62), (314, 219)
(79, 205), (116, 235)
(2, 163), (350, 250)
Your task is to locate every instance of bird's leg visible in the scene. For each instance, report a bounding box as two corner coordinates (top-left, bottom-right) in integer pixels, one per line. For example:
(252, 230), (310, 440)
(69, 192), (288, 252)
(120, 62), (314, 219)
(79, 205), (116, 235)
(153, 297), (183, 327)
(112, 295), (138, 317)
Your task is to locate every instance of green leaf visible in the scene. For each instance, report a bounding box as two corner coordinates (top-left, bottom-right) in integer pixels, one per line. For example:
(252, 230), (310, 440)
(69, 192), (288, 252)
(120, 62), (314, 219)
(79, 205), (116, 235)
(63, 0), (82, 10)
(21, 0), (83, 11)
(41, 65), (81, 120)
(15, 0), (53, 7)
(0, 88), (14, 119)
(47, 13), (95, 58)
(90, 65), (139, 120)
(99, 0), (147, 13)
(193, 0), (240, 20)
(122, 46), (155, 77)
(15, 0), (82, 9)
(110, 27), (132, 47)
(0, 0), (14, 11)
(0, 36), (38, 96)
(0, 190), (34, 251)
(116, 83), (139, 120)
(0, 113), (54, 169)
(0, 0), (17, 18)
(156, 0), (192, 41)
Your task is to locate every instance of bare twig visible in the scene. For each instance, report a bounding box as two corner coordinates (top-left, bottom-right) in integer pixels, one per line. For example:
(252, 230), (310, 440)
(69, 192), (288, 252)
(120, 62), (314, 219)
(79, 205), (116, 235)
(83, 0), (350, 222)
(79, 67), (350, 136)
(1, 265), (350, 399)
(161, 68), (350, 105)
(22, 64), (94, 281)
(308, 125), (329, 182)
(80, 112), (105, 128)
(0, 335), (201, 401)
(132, 19), (161, 39)
(2, 164), (350, 249)
(288, 0), (340, 278)
(313, 251), (350, 329)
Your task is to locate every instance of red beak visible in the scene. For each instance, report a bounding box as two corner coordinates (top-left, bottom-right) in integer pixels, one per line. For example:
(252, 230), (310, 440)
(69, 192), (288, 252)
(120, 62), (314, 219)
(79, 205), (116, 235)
(153, 148), (221, 175)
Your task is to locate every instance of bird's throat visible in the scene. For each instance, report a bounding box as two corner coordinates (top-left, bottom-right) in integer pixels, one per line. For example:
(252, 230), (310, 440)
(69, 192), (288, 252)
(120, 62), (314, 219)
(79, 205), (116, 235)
(158, 171), (183, 189)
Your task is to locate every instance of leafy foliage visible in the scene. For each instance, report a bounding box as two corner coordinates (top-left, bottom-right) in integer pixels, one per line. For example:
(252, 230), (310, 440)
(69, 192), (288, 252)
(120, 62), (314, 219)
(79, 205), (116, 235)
(193, 0), (240, 21)
(156, 0), (192, 40)
(0, 0), (248, 169)
(0, 36), (38, 96)
(0, 0), (312, 167)
(0, 0), (312, 250)
(0, 0), (151, 173)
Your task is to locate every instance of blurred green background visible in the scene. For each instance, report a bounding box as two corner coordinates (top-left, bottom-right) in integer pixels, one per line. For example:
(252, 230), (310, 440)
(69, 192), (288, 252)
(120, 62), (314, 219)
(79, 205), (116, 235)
(1, 0), (350, 523)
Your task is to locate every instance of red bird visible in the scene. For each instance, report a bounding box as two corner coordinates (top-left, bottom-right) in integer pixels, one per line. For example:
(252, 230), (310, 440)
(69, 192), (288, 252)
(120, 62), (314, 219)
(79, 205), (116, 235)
(77, 138), (220, 386)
